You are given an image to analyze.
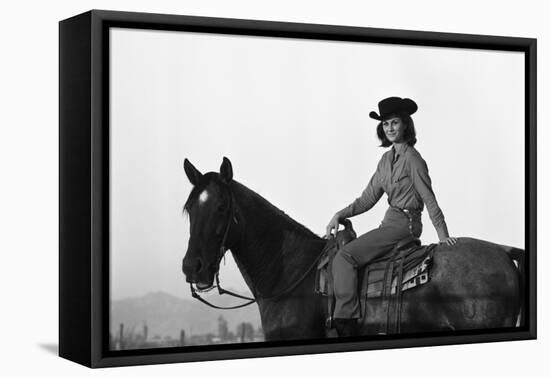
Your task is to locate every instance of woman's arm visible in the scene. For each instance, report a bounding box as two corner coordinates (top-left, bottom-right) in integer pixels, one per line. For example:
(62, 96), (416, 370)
(325, 165), (384, 238)
(408, 153), (456, 245)
(338, 166), (384, 219)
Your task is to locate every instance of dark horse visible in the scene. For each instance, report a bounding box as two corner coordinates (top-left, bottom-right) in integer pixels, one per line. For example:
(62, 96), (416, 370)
(181, 157), (523, 340)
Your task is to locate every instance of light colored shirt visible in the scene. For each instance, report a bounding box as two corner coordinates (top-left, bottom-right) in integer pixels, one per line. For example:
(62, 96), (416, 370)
(338, 143), (449, 240)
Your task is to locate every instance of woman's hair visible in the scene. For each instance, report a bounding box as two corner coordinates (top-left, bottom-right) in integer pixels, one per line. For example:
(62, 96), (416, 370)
(376, 112), (417, 147)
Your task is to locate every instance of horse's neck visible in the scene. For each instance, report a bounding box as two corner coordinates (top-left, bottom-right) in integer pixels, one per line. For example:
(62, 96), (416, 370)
(233, 230), (322, 296)
(229, 183), (324, 297)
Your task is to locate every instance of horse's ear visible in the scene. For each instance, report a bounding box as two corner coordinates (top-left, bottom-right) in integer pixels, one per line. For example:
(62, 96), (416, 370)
(220, 156), (233, 183)
(184, 159), (203, 186)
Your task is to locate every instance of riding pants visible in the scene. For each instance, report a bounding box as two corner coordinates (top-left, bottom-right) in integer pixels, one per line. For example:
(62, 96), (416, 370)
(332, 207), (423, 319)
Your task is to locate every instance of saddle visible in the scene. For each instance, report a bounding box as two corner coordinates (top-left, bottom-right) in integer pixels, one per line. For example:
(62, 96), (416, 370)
(315, 219), (436, 334)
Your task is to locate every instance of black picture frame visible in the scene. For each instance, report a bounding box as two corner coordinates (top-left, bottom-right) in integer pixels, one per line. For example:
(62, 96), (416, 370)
(59, 9), (537, 368)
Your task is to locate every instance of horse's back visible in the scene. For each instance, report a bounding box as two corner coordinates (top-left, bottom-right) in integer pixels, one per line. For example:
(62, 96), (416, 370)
(431, 237), (520, 296)
(364, 237), (522, 333)
(413, 237), (520, 330)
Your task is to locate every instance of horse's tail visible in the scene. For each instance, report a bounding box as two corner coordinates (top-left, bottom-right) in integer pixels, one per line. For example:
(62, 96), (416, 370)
(504, 246), (525, 326)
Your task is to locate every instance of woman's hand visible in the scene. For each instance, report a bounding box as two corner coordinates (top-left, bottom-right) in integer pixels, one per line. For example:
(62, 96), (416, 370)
(325, 213), (342, 239)
(440, 236), (458, 246)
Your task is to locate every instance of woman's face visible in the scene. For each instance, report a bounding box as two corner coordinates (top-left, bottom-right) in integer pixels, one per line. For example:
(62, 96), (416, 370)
(382, 116), (405, 144)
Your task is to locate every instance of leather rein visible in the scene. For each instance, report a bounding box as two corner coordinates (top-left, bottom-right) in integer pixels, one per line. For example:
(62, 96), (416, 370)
(189, 189), (324, 310)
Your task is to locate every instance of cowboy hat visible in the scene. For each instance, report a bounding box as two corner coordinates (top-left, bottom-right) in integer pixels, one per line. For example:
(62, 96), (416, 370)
(369, 97), (418, 121)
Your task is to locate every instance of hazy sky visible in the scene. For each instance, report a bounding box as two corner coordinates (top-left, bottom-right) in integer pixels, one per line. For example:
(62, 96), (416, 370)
(109, 28), (524, 301)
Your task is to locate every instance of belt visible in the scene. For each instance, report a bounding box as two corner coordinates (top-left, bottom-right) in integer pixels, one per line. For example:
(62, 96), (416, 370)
(390, 206), (421, 216)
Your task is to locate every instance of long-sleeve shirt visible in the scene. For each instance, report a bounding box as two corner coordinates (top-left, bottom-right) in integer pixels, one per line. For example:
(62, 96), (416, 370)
(338, 143), (449, 240)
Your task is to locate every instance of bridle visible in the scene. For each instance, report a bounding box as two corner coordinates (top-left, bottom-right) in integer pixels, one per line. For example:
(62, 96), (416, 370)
(189, 190), (257, 309)
(188, 186), (325, 310)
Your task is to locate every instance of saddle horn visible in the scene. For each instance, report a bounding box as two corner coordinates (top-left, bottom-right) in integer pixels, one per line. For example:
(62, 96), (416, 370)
(336, 218), (356, 247)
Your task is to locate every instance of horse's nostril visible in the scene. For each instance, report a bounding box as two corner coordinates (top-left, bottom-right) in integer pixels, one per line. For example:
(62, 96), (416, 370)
(182, 256), (204, 276)
(182, 257), (196, 274)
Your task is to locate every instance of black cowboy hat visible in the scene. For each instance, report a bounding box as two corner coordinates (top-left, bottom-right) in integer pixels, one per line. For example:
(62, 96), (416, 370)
(369, 97), (418, 121)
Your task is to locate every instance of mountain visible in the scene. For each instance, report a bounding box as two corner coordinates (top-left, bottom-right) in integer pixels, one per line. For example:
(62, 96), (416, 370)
(110, 291), (262, 340)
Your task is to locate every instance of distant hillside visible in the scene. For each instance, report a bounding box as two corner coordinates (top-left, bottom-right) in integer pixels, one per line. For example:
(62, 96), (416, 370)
(110, 291), (262, 339)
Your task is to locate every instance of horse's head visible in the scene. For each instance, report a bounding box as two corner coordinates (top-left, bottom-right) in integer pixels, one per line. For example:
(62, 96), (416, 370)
(181, 157), (237, 290)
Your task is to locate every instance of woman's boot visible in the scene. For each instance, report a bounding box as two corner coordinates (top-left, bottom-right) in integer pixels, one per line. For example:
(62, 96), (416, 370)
(334, 318), (360, 337)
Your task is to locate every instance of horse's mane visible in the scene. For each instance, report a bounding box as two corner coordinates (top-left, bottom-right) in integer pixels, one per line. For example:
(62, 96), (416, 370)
(183, 172), (321, 241)
(229, 178), (324, 295)
(230, 180), (321, 241)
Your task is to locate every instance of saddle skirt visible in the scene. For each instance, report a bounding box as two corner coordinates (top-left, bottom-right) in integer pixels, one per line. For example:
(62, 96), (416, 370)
(359, 240), (435, 298)
(315, 222), (437, 332)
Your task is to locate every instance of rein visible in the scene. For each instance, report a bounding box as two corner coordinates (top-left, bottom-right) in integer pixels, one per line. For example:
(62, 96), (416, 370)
(189, 189), (325, 310)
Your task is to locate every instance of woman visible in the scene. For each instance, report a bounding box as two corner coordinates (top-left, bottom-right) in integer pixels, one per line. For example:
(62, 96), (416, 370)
(325, 96), (457, 337)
